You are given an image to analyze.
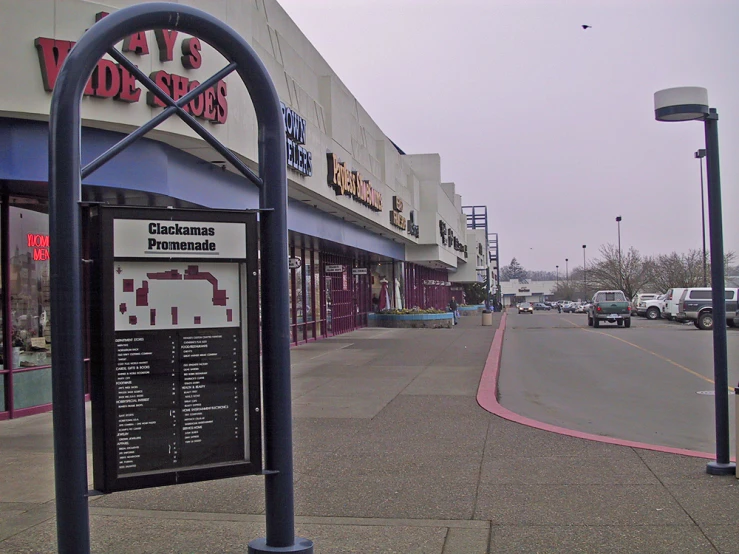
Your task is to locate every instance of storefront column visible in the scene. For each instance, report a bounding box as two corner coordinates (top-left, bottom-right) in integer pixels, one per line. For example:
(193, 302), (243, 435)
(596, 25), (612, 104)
(1, 198), (10, 418)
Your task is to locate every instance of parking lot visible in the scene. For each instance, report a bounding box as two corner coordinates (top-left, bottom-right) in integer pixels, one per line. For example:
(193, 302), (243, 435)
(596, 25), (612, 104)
(497, 310), (739, 453)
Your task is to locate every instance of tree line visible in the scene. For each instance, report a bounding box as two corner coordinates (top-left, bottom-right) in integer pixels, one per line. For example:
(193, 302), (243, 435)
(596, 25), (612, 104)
(500, 248), (738, 301)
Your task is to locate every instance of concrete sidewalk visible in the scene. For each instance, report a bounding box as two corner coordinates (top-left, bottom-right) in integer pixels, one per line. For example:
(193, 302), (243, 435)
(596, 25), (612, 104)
(2, 312), (739, 552)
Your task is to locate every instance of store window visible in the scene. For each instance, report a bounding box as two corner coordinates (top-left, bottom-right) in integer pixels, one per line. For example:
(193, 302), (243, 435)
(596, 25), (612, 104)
(9, 204), (52, 409)
(304, 252), (314, 340)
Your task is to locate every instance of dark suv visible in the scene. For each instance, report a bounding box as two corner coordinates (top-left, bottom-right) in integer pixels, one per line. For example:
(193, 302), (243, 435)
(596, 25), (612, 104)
(677, 287), (738, 330)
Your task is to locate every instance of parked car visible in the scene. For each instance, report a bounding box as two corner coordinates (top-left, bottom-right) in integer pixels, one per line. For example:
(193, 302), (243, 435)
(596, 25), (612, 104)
(663, 288), (687, 321)
(574, 303), (587, 313)
(631, 293), (660, 313)
(518, 302), (534, 314)
(640, 294), (667, 320)
(562, 302), (577, 313)
(676, 287), (739, 330)
(587, 290), (631, 328)
(534, 302), (551, 311)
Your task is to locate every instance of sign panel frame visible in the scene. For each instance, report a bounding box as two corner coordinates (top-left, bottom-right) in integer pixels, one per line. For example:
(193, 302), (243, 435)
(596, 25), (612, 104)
(90, 206), (262, 493)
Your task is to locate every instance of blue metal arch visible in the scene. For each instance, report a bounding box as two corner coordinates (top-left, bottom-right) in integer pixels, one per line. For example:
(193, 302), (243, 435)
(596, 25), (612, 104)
(48, 4), (309, 552)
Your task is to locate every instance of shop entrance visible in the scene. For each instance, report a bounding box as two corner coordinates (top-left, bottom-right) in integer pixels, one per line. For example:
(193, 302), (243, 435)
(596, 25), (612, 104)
(323, 253), (354, 336)
(353, 266), (371, 328)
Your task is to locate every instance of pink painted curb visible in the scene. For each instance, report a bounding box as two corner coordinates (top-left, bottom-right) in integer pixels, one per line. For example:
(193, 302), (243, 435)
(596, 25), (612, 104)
(476, 311), (717, 460)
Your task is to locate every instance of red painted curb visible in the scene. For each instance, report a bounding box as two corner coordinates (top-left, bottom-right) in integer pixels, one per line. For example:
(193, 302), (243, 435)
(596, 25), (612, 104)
(476, 312), (717, 460)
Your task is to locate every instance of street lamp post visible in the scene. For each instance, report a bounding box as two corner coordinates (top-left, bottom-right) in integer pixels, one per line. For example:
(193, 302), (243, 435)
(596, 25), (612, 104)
(582, 245), (587, 301)
(616, 216), (622, 288)
(655, 86), (734, 476)
(695, 149), (708, 287)
(565, 258), (569, 283)
(556, 265), (559, 283)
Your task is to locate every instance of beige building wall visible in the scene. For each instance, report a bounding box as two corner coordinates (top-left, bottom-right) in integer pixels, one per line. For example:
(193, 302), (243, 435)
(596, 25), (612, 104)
(0, 0), (479, 266)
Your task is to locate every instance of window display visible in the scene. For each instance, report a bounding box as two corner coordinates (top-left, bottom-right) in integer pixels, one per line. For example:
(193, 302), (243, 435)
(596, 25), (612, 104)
(9, 205), (51, 372)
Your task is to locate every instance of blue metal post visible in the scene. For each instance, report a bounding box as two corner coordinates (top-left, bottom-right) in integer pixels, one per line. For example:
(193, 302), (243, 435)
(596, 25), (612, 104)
(703, 109), (735, 476)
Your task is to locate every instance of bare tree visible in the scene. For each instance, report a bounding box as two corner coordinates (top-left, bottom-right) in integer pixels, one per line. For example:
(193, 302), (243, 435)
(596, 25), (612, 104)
(528, 270), (557, 281)
(585, 244), (653, 300)
(550, 280), (578, 301)
(649, 250), (706, 291)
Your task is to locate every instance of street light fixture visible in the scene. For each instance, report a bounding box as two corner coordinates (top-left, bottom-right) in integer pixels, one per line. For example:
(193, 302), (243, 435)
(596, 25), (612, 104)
(695, 149), (708, 287)
(655, 86), (734, 476)
(616, 216), (622, 288)
(565, 258), (569, 284)
(556, 265), (559, 283)
(582, 245), (587, 301)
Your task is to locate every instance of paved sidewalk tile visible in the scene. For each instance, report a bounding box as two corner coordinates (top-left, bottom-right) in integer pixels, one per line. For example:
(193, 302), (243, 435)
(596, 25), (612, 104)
(488, 524), (715, 553)
(474, 484), (693, 525)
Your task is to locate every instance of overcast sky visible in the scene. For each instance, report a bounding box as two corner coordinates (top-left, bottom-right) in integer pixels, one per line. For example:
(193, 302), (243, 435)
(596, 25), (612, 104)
(278, 0), (739, 273)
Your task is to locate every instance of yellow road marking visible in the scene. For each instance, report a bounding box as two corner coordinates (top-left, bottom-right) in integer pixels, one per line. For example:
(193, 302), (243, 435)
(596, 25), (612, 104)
(558, 317), (734, 392)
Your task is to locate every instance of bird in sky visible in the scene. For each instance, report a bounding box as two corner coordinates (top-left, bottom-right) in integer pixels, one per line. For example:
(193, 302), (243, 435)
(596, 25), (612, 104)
(582, 24), (592, 29)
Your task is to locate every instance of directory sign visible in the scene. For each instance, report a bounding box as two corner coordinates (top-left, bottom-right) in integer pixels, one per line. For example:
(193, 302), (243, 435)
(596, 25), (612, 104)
(91, 207), (261, 493)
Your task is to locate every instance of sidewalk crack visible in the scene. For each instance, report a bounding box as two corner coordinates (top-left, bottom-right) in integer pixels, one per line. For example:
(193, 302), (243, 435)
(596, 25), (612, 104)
(633, 448), (720, 553)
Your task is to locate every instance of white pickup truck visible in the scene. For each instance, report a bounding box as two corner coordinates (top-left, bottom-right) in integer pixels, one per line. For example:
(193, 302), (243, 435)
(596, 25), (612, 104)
(639, 294), (667, 320)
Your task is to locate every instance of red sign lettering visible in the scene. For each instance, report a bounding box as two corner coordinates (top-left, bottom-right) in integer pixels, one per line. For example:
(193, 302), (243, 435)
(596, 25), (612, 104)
(154, 29), (178, 62)
(34, 14), (228, 123)
(95, 59), (120, 98)
(117, 65), (141, 103)
(146, 70), (227, 123)
(181, 38), (202, 69)
(123, 31), (149, 55)
(34, 38), (74, 91)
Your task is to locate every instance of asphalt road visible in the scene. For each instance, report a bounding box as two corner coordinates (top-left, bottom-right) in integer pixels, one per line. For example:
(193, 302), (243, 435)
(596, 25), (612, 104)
(497, 310), (739, 453)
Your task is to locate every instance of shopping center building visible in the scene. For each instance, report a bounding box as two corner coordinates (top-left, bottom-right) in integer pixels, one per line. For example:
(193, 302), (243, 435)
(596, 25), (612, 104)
(0, 0), (493, 418)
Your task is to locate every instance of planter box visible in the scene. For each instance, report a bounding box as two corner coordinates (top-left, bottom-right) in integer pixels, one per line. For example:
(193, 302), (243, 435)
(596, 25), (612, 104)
(368, 313), (454, 329)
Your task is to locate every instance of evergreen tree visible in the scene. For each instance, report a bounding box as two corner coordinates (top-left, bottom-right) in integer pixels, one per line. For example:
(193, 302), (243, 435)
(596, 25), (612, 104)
(501, 257), (528, 283)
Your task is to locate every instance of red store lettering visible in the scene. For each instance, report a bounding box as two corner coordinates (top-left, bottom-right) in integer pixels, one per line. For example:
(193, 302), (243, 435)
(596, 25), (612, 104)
(34, 15), (228, 124)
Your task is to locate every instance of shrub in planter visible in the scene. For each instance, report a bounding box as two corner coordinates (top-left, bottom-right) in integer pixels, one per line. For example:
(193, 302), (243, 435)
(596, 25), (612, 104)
(379, 308), (446, 315)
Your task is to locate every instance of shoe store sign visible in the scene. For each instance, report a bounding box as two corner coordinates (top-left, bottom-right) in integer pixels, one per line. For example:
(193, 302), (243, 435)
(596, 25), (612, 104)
(35, 12), (228, 124)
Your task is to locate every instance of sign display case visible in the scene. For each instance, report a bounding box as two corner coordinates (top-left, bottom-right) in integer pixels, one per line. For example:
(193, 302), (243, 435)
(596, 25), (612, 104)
(90, 206), (261, 493)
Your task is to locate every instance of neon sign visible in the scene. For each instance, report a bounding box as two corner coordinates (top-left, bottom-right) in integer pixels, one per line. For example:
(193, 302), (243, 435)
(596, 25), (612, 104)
(28, 234), (50, 261)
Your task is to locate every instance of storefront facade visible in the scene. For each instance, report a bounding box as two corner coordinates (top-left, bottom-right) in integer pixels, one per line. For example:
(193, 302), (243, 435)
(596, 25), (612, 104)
(0, 0), (484, 418)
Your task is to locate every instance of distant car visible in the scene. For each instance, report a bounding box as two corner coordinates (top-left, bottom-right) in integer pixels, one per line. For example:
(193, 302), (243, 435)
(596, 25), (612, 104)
(518, 302), (534, 314)
(574, 303), (587, 313)
(534, 302), (550, 311)
(562, 302), (577, 313)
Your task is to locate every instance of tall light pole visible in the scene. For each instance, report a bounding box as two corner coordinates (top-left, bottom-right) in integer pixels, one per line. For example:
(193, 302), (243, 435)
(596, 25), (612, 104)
(556, 265), (559, 283)
(616, 216), (622, 288)
(695, 149), (708, 286)
(655, 86), (733, 476)
(582, 245), (587, 301)
(565, 258), (569, 283)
